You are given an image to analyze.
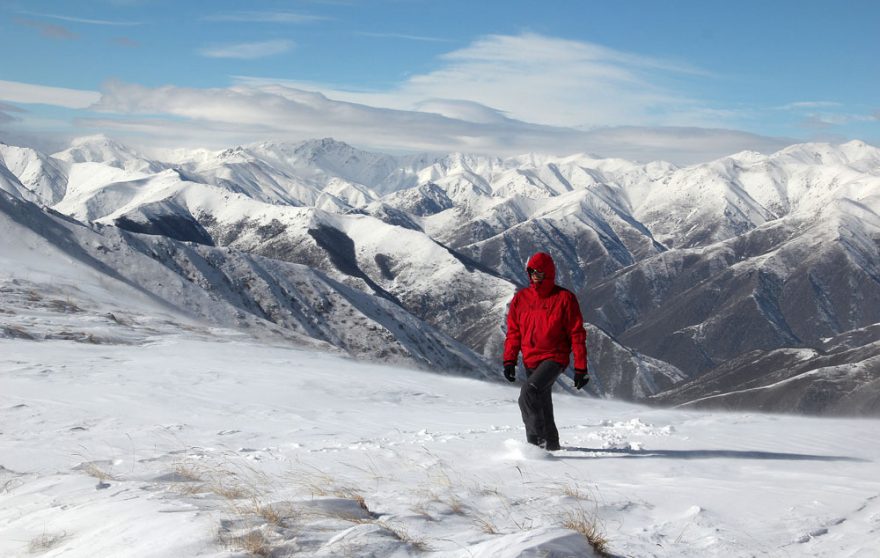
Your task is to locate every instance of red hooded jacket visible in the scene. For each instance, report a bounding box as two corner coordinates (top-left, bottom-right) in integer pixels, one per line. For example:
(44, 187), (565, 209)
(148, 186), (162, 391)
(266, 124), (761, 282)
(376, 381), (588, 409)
(503, 252), (588, 370)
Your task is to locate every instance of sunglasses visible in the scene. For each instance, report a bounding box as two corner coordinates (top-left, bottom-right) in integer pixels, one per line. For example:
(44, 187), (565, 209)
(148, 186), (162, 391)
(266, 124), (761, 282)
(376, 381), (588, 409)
(527, 267), (545, 278)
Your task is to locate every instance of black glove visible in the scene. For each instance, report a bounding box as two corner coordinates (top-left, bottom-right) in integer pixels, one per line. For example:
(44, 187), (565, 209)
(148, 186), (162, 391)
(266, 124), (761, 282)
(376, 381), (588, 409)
(573, 369), (589, 390)
(503, 362), (516, 382)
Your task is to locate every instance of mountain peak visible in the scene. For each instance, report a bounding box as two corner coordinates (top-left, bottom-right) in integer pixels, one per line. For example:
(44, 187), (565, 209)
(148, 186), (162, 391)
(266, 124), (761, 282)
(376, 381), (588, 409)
(70, 133), (114, 146)
(728, 150), (767, 164)
(303, 137), (355, 150)
(771, 139), (880, 166)
(55, 135), (145, 166)
(240, 138), (366, 161)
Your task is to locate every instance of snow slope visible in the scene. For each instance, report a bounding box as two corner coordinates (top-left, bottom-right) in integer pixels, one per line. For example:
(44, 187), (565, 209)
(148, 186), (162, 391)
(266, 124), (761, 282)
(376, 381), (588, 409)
(0, 143), (69, 204)
(1, 330), (878, 557)
(0, 191), (488, 373)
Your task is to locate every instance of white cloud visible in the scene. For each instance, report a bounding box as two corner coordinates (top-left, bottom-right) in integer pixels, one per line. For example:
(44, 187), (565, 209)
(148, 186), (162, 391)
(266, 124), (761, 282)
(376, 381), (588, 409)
(5, 33), (802, 163)
(0, 79), (100, 109)
(413, 99), (513, 124)
(199, 40), (294, 59)
(235, 33), (720, 130)
(88, 80), (791, 164)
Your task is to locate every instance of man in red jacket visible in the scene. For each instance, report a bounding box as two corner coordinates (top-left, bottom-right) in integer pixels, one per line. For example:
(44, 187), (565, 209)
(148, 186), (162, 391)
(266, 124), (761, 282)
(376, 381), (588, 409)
(503, 252), (589, 451)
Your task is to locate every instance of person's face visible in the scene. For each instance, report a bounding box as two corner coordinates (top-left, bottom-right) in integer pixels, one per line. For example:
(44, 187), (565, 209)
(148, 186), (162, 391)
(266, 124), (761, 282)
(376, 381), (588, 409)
(527, 267), (545, 284)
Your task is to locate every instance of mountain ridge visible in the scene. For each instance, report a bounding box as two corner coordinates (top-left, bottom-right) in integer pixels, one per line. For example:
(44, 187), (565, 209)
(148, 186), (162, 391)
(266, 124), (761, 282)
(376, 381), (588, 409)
(2, 134), (879, 414)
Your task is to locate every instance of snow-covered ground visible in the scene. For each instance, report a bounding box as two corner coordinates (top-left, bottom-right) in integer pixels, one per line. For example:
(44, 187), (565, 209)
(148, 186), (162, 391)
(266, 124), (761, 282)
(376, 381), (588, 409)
(2, 327), (878, 557)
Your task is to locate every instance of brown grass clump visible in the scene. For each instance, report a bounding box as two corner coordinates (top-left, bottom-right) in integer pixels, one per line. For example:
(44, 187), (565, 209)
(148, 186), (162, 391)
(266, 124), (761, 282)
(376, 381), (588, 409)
(220, 529), (272, 557)
(472, 515), (499, 534)
(561, 506), (609, 556)
(376, 520), (431, 552)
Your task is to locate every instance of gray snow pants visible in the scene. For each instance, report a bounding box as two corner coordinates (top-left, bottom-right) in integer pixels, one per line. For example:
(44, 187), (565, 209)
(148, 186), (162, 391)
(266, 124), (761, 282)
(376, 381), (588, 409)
(518, 360), (564, 446)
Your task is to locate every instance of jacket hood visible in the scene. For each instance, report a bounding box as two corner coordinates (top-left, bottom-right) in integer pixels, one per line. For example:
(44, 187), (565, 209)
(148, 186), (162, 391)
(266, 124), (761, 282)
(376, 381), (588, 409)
(526, 252), (556, 297)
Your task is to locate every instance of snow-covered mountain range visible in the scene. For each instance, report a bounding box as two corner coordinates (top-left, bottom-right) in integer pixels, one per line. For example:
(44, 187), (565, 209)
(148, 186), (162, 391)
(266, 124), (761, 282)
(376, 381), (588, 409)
(2, 135), (879, 415)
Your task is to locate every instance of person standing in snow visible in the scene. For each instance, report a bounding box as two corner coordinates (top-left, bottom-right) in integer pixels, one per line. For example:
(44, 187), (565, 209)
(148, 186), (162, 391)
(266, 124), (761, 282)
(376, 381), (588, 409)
(503, 252), (589, 451)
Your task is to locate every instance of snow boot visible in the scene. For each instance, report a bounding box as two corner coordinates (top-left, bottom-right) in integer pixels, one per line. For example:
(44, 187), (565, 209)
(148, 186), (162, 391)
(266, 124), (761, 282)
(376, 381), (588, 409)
(542, 440), (561, 451)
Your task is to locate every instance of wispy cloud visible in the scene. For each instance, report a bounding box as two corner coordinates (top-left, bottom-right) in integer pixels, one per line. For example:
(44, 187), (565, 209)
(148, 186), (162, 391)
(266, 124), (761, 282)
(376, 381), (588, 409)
(0, 101), (26, 113)
(799, 112), (877, 127)
(357, 32), (452, 43)
(0, 101), (26, 124)
(198, 40), (295, 60)
(779, 101), (843, 110)
(17, 11), (143, 26)
(781, 101), (878, 129)
(0, 80), (100, 109)
(204, 11), (327, 23)
(14, 17), (78, 40)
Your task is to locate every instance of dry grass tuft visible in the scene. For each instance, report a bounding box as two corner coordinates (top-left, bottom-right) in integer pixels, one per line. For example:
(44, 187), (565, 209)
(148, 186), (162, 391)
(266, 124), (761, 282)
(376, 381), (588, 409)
(471, 483), (502, 498)
(172, 482), (209, 496)
(247, 499), (296, 527)
(376, 520), (431, 552)
(445, 495), (467, 515)
(163, 462), (209, 495)
(79, 462), (116, 483)
(256, 502), (284, 526)
(285, 466), (371, 519)
(211, 479), (253, 501)
(221, 529), (272, 557)
(561, 506), (609, 556)
(409, 502), (435, 521)
(559, 481), (593, 501)
(328, 486), (369, 511)
(472, 515), (499, 534)
(28, 531), (67, 553)
(289, 469), (345, 499)
(349, 491), (369, 512)
(173, 463), (204, 482)
(173, 459), (256, 500)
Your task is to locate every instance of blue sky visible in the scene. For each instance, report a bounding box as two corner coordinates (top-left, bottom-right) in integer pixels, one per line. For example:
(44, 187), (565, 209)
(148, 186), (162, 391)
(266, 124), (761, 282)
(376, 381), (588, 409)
(1, 0), (877, 163)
